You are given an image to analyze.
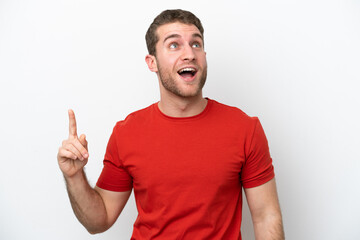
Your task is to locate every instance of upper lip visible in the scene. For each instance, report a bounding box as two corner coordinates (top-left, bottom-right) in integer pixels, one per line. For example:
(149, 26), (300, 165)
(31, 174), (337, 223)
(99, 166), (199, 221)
(177, 66), (198, 74)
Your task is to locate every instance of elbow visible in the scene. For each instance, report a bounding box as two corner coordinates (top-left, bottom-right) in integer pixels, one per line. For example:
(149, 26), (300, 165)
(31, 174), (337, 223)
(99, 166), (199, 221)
(87, 229), (102, 235)
(89, 231), (102, 235)
(87, 228), (107, 235)
(85, 224), (110, 235)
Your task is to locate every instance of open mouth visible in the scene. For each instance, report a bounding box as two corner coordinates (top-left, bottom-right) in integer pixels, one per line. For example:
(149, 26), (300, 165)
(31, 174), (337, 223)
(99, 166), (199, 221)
(177, 67), (197, 79)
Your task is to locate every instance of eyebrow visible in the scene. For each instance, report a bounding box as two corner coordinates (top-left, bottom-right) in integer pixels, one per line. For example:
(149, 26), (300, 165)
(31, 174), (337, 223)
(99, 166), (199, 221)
(163, 33), (203, 43)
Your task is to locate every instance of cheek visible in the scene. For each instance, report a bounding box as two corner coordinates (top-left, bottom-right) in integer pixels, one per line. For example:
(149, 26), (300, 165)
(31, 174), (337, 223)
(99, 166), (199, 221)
(159, 56), (178, 70)
(196, 52), (207, 64)
(199, 58), (207, 70)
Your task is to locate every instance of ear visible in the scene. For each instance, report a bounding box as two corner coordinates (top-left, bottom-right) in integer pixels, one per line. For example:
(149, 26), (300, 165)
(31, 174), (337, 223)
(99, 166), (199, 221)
(145, 54), (158, 72)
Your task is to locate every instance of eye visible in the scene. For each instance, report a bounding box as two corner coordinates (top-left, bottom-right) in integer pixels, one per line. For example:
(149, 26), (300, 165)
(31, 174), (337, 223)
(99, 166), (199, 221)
(192, 42), (201, 48)
(169, 43), (178, 49)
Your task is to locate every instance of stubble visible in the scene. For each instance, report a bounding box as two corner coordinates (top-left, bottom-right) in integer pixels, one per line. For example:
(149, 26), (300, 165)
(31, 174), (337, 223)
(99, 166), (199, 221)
(157, 62), (207, 98)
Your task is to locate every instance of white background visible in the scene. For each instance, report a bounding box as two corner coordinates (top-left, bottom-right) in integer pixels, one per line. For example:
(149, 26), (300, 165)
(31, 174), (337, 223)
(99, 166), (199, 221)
(0, 0), (359, 239)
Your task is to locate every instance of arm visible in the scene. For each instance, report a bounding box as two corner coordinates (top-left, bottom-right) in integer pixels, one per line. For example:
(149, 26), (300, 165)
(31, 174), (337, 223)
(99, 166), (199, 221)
(244, 178), (284, 240)
(65, 170), (131, 234)
(58, 110), (131, 234)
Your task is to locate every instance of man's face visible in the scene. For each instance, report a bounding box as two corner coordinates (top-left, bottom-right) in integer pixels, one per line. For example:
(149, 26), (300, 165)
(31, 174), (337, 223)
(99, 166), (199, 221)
(147, 22), (207, 98)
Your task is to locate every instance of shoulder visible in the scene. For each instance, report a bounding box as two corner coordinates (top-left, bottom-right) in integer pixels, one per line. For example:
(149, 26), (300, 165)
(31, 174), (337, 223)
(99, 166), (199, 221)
(113, 103), (156, 132)
(209, 99), (259, 126)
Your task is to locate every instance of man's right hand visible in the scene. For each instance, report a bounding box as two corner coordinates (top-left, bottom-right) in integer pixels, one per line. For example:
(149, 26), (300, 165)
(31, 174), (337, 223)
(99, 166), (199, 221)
(57, 110), (131, 234)
(57, 110), (89, 179)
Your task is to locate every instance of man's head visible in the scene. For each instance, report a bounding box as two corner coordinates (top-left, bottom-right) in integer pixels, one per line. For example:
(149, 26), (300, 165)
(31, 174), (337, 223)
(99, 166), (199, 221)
(145, 9), (204, 57)
(145, 10), (207, 99)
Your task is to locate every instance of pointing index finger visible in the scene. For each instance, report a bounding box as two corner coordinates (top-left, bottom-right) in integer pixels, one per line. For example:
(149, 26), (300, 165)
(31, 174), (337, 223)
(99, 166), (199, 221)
(68, 109), (77, 137)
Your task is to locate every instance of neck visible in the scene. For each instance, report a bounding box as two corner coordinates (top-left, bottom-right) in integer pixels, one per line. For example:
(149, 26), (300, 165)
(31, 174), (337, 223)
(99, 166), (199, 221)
(158, 93), (208, 118)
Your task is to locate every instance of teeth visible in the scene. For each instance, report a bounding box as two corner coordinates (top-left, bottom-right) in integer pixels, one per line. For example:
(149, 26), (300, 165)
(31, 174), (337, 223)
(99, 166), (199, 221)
(179, 68), (196, 73)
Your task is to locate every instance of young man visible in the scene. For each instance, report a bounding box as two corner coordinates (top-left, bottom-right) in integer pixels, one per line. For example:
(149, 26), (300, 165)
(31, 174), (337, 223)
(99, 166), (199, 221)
(57, 9), (284, 240)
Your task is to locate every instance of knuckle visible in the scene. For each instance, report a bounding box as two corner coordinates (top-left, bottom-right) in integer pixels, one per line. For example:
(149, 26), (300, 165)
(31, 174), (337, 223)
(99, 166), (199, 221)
(58, 147), (63, 154)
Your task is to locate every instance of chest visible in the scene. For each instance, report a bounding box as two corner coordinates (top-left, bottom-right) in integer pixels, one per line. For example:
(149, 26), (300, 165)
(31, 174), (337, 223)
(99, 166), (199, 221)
(119, 121), (246, 193)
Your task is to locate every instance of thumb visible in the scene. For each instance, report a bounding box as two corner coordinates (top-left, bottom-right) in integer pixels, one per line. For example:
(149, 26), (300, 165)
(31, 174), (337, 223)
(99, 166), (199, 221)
(79, 134), (88, 150)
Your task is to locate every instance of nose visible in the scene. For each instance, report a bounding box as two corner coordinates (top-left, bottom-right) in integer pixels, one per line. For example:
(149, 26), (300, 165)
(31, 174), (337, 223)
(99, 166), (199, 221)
(181, 44), (196, 62)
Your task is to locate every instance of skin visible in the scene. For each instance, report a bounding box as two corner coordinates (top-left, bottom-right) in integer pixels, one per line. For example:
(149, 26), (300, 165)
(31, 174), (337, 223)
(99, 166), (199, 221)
(57, 110), (131, 234)
(145, 22), (208, 117)
(245, 179), (285, 239)
(58, 22), (284, 239)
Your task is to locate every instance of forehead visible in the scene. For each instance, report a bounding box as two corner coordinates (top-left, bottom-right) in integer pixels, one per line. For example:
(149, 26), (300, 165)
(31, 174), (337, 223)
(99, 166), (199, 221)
(156, 22), (202, 41)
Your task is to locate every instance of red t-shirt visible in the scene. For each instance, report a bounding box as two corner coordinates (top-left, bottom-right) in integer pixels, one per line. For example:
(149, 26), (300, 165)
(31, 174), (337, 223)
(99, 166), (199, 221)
(97, 99), (274, 239)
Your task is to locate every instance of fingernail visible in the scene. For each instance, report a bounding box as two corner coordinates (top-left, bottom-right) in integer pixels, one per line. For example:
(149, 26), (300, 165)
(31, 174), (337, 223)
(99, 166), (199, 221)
(84, 153), (89, 158)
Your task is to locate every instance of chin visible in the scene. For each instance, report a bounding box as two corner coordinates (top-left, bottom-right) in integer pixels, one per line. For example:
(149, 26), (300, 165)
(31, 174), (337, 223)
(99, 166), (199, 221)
(159, 71), (207, 99)
(175, 85), (203, 98)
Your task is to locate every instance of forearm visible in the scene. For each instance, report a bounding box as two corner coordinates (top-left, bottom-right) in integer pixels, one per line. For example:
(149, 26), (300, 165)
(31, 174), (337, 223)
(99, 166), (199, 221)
(253, 213), (284, 240)
(64, 170), (109, 234)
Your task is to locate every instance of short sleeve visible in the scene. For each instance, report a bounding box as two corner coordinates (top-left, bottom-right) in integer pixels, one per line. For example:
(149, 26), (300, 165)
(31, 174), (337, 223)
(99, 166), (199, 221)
(241, 118), (275, 188)
(96, 124), (133, 192)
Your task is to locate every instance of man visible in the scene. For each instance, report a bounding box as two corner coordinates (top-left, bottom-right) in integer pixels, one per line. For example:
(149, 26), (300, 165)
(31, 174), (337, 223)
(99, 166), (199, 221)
(57, 9), (284, 240)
